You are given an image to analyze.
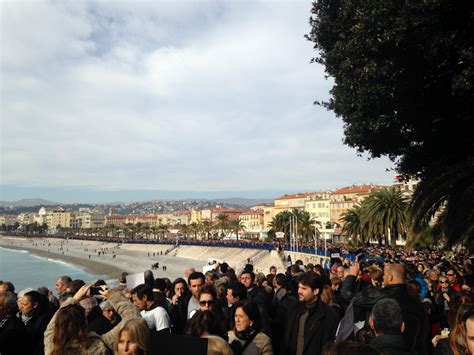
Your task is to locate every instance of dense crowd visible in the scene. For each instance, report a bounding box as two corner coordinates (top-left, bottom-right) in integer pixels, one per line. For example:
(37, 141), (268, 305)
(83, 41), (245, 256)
(1, 245), (473, 355)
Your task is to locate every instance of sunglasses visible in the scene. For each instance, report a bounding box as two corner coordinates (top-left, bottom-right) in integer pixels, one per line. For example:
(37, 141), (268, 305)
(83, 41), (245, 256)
(446, 273), (455, 276)
(199, 300), (215, 306)
(440, 281), (448, 284)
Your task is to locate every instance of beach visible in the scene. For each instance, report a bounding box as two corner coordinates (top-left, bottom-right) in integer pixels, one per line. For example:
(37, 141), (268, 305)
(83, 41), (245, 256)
(0, 236), (207, 282)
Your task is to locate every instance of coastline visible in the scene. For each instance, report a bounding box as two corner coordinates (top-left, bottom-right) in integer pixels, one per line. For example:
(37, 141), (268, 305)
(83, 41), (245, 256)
(0, 244), (124, 281)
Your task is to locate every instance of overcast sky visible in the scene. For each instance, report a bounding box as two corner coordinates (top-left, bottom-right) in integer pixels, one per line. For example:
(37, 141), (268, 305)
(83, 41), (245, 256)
(1, 0), (395, 203)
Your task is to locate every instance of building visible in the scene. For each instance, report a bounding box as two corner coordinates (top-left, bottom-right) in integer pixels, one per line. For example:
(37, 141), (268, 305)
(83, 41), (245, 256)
(330, 184), (385, 224)
(273, 192), (314, 215)
(191, 210), (202, 224)
(77, 212), (105, 229)
(200, 208), (243, 222)
(0, 215), (17, 226)
(262, 205), (275, 230)
(48, 211), (73, 229)
(304, 192), (332, 228)
(17, 212), (35, 225)
(105, 215), (128, 227)
(173, 210), (192, 225)
(239, 210), (264, 239)
(392, 175), (419, 197)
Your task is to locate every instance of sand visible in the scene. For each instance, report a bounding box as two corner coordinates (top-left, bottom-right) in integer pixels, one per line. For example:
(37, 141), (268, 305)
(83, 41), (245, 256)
(0, 236), (207, 281)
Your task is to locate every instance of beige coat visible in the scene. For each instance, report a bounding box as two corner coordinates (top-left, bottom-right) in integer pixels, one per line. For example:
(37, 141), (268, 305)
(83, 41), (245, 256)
(44, 292), (139, 355)
(228, 330), (273, 355)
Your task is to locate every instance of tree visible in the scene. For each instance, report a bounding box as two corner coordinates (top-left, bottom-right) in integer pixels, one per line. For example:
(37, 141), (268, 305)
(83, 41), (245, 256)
(189, 222), (200, 240)
(341, 205), (366, 246)
(307, 0), (474, 250)
(228, 219), (246, 240)
(215, 214), (229, 238)
(201, 220), (214, 240)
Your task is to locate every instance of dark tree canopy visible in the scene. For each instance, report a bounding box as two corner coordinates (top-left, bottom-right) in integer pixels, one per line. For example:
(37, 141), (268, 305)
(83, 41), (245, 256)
(307, 0), (474, 250)
(307, 0), (474, 176)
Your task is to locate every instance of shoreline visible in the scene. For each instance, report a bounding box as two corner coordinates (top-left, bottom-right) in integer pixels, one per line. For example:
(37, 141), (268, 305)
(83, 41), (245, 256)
(0, 244), (124, 281)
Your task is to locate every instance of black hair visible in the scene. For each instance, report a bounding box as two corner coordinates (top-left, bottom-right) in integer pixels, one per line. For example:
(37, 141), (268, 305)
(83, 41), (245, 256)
(154, 278), (167, 292)
(69, 280), (85, 295)
(227, 282), (247, 301)
(371, 298), (403, 335)
(233, 300), (261, 332)
(220, 263), (229, 274)
(274, 273), (288, 288)
(144, 270), (155, 288)
(186, 310), (224, 338)
(298, 272), (324, 293)
(322, 340), (383, 354)
(188, 272), (205, 285)
(200, 285), (217, 300)
(131, 284), (154, 301)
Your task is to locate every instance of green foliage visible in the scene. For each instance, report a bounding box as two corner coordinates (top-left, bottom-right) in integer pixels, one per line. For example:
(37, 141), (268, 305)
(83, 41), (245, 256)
(308, 0), (474, 251)
(269, 209), (321, 242)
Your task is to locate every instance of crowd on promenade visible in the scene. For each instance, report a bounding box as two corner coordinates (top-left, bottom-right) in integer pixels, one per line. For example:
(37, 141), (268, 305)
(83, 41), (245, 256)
(1, 242), (473, 355)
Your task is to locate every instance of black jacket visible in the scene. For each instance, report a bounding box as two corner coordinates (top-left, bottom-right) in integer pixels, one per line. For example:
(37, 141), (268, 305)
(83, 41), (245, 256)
(280, 298), (339, 355)
(340, 276), (428, 354)
(23, 311), (51, 355)
(370, 334), (413, 355)
(169, 291), (192, 334)
(0, 315), (33, 355)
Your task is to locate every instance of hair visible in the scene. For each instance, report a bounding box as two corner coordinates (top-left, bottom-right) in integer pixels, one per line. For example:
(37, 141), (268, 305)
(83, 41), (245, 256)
(188, 272), (205, 285)
(330, 277), (342, 288)
(320, 285), (337, 304)
(298, 272), (324, 293)
(227, 282), (247, 301)
(205, 271), (219, 282)
(274, 273), (288, 288)
(114, 318), (150, 355)
(0, 281), (15, 293)
(0, 291), (17, 315)
(51, 303), (88, 355)
(69, 279), (85, 295)
(368, 268), (383, 286)
(93, 279), (107, 287)
(220, 262), (229, 274)
(448, 303), (474, 355)
(23, 290), (47, 314)
(153, 278), (167, 292)
(131, 284), (154, 301)
(186, 310), (224, 338)
(200, 285), (217, 300)
(226, 268), (238, 281)
(58, 275), (72, 286)
(322, 340), (383, 354)
(119, 272), (129, 284)
(240, 270), (256, 282)
(356, 326), (376, 344)
(269, 265), (277, 271)
(144, 270), (155, 288)
(169, 278), (188, 299)
(233, 300), (261, 332)
(203, 335), (233, 355)
(371, 298), (403, 335)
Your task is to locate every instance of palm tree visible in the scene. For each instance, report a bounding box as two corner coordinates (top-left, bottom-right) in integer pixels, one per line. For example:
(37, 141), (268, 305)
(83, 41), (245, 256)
(363, 187), (408, 247)
(228, 219), (246, 240)
(341, 204), (368, 245)
(178, 223), (191, 239)
(410, 162), (474, 252)
(189, 222), (200, 240)
(268, 210), (293, 239)
(201, 220), (214, 240)
(298, 211), (320, 242)
(215, 214), (229, 239)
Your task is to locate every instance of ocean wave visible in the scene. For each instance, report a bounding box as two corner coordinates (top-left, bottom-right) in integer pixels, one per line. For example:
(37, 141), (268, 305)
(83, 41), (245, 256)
(0, 246), (29, 254)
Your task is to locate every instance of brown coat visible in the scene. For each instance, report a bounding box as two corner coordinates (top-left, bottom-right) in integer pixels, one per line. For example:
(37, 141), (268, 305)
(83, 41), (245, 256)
(44, 292), (139, 355)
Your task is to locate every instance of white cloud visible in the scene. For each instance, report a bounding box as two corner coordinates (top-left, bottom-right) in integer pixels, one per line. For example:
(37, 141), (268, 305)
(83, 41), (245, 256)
(1, 0), (395, 197)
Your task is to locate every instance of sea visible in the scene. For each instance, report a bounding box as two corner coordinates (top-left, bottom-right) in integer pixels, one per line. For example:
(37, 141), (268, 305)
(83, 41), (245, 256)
(0, 247), (106, 293)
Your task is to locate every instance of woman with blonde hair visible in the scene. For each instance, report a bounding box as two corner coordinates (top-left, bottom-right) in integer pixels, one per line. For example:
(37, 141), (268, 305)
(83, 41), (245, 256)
(115, 318), (150, 355)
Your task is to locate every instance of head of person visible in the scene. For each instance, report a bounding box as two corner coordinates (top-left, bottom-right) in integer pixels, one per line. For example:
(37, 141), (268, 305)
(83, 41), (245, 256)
(100, 300), (116, 322)
(144, 270), (154, 288)
(274, 273), (288, 290)
(322, 340), (383, 354)
(0, 291), (17, 319)
(184, 267), (196, 279)
(369, 298), (404, 336)
(186, 310), (223, 338)
(465, 310), (474, 355)
(0, 281), (15, 293)
(51, 303), (87, 355)
(115, 318), (150, 355)
(226, 282), (247, 306)
(240, 271), (255, 289)
(18, 290), (45, 316)
(269, 266), (277, 276)
(119, 272), (129, 284)
(188, 272), (205, 300)
(298, 272), (323, 304)
(430, 269), (439, 281)
(337, 266), (345, 279)
(233, 300), (261, 334)
(69, 279), (86, 295)
(131, 284), (154, 312)
(170, 278), (188, 299)
(320, 284), (337, 305)
(55, 275), (72, 296)
(439, 276), (449, 290)
(447, 268), (458, 285)
(383, 264), (406, 286)
(447, 303), (474, 353)
(204, 335), (233, 355)
(199, 285), (217, 312)
(205, 271), (219, 286)
(368, 267), (384, 288)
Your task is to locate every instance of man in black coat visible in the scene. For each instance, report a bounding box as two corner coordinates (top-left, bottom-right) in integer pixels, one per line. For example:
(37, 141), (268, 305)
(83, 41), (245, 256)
(280, 272), (339, 355)
(0, 291), (32, 355)
(339, 262), (428, 354)
(369, 298), (412, 355)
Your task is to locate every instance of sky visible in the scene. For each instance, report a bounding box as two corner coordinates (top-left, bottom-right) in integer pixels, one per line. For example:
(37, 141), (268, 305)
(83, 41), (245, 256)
(0, 0), (396, 203)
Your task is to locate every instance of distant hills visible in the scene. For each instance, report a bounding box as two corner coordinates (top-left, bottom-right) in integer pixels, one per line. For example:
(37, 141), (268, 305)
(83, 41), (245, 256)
(0, 197), (273, 208)
(0, 198), (58, 207)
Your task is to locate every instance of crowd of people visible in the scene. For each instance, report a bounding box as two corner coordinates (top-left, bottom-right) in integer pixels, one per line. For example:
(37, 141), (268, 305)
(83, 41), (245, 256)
(0, 244), (473, 355)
